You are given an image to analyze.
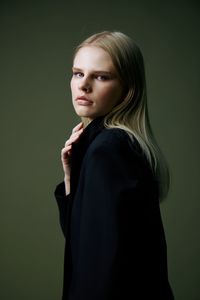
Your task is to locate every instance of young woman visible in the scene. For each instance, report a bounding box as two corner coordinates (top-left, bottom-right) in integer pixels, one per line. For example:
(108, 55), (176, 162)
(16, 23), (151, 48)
(54, 31), (174, 299)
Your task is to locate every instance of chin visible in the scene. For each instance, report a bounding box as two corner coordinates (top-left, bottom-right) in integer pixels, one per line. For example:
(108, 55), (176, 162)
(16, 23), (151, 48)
(74, 106), (106, 120)
(74, 108), (92, 118)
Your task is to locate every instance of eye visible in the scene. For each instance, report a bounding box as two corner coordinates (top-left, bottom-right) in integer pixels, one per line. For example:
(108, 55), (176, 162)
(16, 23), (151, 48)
(96, 75), (109, 81)
(73, 72), (84, 78)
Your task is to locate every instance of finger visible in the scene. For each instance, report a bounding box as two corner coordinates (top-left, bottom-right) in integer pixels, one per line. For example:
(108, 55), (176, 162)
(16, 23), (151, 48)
(72, 122), (84, 133)
(69, 128), (84, 142)
(61, 145), (72, 156)
(65, 132), (80, 145)
(65, 132), (82, 147)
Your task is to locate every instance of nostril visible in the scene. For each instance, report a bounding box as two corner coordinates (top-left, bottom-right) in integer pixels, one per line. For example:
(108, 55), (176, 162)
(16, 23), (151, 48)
(83, 86), (91, 92)
(79, 83), (91, 92)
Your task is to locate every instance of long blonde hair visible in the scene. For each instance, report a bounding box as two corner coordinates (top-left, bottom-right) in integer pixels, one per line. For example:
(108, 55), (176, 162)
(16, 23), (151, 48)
(73, 31), (170, 200)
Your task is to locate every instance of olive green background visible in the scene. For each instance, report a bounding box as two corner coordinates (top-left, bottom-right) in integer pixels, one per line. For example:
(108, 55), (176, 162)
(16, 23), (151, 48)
(1, 1), (199, 299)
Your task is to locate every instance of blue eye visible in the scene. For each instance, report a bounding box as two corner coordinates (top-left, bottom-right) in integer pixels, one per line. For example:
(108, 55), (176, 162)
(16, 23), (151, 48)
(96, 75), (108, 81)
(73, 72), (83, 78)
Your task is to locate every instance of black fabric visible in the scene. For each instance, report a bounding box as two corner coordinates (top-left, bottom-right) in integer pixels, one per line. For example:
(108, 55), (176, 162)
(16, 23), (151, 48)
(54, 117), (174, 300)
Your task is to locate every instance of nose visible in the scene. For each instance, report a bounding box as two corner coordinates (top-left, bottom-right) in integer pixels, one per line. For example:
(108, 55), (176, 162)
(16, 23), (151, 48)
(78, 77), (92, 92)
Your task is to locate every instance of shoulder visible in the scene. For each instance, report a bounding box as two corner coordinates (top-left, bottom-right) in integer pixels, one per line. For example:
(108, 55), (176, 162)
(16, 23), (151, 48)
(85, 127), (147, 171)
(88, 127), (142, 157)
(82, 127), (155, 183)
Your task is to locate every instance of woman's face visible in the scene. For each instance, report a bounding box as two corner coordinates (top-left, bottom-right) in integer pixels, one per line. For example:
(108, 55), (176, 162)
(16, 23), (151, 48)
(70, 46), (124, 121)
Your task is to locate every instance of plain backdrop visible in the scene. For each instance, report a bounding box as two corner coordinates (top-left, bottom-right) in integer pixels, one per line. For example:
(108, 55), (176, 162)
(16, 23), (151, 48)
(1, 1), (199, 299)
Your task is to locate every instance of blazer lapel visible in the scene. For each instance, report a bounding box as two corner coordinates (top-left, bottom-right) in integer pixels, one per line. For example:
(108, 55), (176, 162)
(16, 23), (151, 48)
(70, 117), (105, 199)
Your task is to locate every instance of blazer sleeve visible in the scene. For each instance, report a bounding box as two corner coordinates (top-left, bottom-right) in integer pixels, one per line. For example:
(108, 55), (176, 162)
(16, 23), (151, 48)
(70, 131), (162, 299)
(54, 181), (70, 238)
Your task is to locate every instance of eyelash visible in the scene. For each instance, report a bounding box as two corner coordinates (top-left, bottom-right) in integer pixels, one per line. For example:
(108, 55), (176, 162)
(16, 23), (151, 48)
(96, 75), (108, 81)
(72, 72), (109, 81)
(73, 72), (83, 78)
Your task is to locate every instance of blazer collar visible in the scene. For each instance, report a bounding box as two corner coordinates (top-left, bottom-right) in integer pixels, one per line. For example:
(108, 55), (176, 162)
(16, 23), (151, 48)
(71, 116), (105, 156)
(79, 116), (105, 147)
(70, 116), (105, 196)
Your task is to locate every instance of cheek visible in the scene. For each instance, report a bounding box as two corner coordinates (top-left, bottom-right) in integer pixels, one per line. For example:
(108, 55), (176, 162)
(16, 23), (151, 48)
(98, 85), (114, 98)
(100, 85), (122, 104)
(70, 80), (73, 92)
(70, 79), (76, 91)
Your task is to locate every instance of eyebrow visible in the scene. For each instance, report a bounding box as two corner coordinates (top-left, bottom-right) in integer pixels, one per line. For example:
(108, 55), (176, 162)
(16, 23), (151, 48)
(72, 67), (113, 75)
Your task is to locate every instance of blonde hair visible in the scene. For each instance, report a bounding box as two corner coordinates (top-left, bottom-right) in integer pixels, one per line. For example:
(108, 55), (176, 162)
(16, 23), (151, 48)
(73, 31), (170, 200)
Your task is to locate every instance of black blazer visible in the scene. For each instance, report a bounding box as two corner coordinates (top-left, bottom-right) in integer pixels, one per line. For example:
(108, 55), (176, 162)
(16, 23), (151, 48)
(55, 117), (174, 300)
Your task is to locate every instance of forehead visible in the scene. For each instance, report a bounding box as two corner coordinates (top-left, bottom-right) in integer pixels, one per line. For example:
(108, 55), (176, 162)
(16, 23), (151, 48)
(73, 46), (115, 71)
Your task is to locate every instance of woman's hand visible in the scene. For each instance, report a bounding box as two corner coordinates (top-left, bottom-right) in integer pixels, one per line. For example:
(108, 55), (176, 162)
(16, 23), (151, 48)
(61, 122), (84, 195)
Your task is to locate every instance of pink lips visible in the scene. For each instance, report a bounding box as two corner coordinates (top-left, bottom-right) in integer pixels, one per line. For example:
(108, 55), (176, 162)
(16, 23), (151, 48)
(76, 96), (93, 106)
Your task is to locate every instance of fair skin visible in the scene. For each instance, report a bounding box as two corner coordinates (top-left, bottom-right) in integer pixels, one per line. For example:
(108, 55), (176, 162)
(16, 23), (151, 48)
(61, 46), (124, 195)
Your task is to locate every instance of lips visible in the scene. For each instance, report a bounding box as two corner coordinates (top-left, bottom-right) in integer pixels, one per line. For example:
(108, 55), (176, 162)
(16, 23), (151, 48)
(76, 96), (93, 105)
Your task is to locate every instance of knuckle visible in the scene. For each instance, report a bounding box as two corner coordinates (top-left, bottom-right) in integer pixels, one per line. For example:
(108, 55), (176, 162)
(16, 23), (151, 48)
(65, 139), (72, 146)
